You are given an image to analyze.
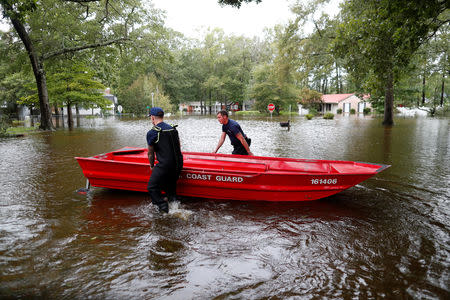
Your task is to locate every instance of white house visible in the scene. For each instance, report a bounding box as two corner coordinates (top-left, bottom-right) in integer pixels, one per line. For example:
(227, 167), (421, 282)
(179, 101), (228, 114)
(321, 93), (371, 114)
(69, 88), (117, 116)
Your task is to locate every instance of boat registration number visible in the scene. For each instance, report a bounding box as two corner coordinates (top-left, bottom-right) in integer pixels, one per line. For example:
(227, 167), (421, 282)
(311, 178), (337, 185)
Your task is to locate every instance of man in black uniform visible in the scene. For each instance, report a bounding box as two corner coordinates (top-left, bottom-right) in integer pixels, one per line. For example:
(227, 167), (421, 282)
(213, 110), (253, 156)
(146, 107), (183, 213)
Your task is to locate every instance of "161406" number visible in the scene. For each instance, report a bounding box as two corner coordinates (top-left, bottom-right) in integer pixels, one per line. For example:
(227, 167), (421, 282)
(311, 178), (337, 185)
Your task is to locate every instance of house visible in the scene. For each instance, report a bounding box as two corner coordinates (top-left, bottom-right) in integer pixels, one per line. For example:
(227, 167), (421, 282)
(179, 101), (233, 114)
(8, 88), (117, 120)
(320, 93), (371, 114)
(70, 88), (117, 116)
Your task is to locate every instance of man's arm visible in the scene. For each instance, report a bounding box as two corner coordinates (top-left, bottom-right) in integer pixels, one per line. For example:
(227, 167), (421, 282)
(148, 145), (155, 169)
(236, 133), (253, 156)
(213, 132), (227, 153)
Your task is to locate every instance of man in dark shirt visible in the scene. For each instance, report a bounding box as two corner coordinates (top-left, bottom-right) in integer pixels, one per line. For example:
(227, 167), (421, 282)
(146, 107), (183, 213)
(213, 110), (253, 156)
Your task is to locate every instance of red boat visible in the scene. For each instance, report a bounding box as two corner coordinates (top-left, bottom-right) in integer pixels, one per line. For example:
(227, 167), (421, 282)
(75, 147), (390, 201)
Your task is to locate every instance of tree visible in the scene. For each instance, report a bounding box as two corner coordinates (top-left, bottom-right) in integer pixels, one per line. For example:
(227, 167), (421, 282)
(299, 88), (323, 111)
(0, 72), (33, 115)
(20, 63), (108, 129)
(333, 0), (449, 125)
(248, 63), (281, 113)
(120, 74), (173, 115)
(0, 0), (147, 130)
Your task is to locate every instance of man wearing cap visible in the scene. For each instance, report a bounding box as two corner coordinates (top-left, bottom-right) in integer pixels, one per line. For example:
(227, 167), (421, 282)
(213, 110), (253, 156)
(147, 107), (183, 213)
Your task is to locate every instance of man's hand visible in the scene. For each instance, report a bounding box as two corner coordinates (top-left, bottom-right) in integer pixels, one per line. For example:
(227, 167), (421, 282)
(148, 145), (155, 169)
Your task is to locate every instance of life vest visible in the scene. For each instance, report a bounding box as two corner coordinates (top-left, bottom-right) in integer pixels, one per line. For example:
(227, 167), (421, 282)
(152, 124), (183, 169)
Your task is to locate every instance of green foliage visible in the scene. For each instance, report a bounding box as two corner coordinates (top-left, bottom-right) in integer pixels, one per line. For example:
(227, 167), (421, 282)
(0, 114), (10, 136)
(119, 74), (173, 115)
(0, 71), (33, 106)
(20, 63), (107, 109)
(249, 64), (282, 113)
(333, 0), (448, 124)
(323, 112), (334, 119)
(6, 126), (37, 135)
(308, 108), (318, 116)
(363, 107), (371, 114)
(337, 108), (342, 114)
(305, 113), (314, 120)
(350, 108), (356, 114)
(0, 0), (37, 21)
(1, 0), (448, 129)
(299, 88), (323, 111)
(234, 110), (260, 116)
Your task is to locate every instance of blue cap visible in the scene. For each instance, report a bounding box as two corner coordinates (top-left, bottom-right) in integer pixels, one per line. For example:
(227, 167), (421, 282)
(149, 107), (164, 117)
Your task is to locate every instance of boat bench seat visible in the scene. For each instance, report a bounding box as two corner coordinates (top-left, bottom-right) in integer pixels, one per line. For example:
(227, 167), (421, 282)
(184, 158), (267, 172)
(268, 161), (330, 173)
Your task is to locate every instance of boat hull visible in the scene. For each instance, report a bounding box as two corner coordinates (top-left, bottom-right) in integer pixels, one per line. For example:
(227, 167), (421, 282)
(76, 148), (389, 201)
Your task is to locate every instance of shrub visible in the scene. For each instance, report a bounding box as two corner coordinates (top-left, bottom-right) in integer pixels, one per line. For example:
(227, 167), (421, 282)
(235, 110), (260, 116)
(0, 115), (11, 137)
(363, 107), (371, 114)
(12, 120), (24, 126)
(323, 112), (334, 119)
(337, 108), (342, 114)
(350, 108), (356, 114)
(308, 108), (318, 116)
(305, 114), (314, 120)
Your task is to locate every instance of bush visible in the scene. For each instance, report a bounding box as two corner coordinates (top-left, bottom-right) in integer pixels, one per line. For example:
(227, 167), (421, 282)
(323, 112), (334, 119)
(363, 107), (371, 114)
(308, 108), (318, 116)
(235, 110), (260, 116)
(305, 114), (314, 120)
(12, 120), (24, 126)
(0, 115), (11, 137)
(337, 108), (342, 114)
(350, 108), (356, 114)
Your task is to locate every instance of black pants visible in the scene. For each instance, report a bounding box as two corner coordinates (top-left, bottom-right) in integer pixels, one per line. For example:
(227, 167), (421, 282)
(147, 165), (181, 206)
(232, 138), (251, 155)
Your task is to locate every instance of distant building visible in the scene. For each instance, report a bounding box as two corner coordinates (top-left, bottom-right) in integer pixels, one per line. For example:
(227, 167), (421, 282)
(179, 101), (231, 114)
(70, 88), (117, 116)
(320, 93), (371, 114)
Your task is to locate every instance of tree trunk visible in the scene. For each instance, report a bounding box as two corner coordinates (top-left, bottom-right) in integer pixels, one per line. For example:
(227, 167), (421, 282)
(67, 103), (73, 130)
(54, 104), (59, 128)
(422, 74), (426, 105)
(29, 106), (34, 127)
(9, 15), (54, 130)
(336, 62), (341, 93)
(76, 104), (80, 127)
(382, 71), (394, 126)
(440, 72), (445, 107)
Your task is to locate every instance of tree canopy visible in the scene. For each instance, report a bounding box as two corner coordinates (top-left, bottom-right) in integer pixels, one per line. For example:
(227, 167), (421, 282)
(0, 0), (448, 128)
(333, 0), (449, 124)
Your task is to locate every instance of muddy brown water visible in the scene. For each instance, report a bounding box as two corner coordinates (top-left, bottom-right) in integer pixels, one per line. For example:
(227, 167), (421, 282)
(0, 115), (448, 299)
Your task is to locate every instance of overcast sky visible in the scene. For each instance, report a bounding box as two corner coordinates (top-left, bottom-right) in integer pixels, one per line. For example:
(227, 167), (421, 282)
(0, 0), (341, 37)
(152, 0), (342, 39)
(151, 0), (293, 38)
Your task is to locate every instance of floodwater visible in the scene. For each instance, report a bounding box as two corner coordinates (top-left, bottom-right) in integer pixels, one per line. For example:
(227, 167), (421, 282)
(0, 114), (448, 299)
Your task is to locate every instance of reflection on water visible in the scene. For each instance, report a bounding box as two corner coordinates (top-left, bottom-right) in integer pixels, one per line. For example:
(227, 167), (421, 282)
(0, 115), (448, 298)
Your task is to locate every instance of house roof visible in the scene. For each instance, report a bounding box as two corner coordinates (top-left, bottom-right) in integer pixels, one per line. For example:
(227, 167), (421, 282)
(321, 93), (354, 104)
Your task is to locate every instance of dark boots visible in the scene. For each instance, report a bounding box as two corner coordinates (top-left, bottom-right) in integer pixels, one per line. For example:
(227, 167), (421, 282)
(157, 201), (169, 213)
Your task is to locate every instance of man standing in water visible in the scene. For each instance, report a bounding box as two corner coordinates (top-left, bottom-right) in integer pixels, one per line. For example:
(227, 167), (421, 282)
(147, 107), (183, 213)
(213, 110), (253, 156)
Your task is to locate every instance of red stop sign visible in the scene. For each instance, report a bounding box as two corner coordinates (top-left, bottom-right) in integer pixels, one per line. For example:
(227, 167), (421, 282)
(267, 103), (275, 112)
